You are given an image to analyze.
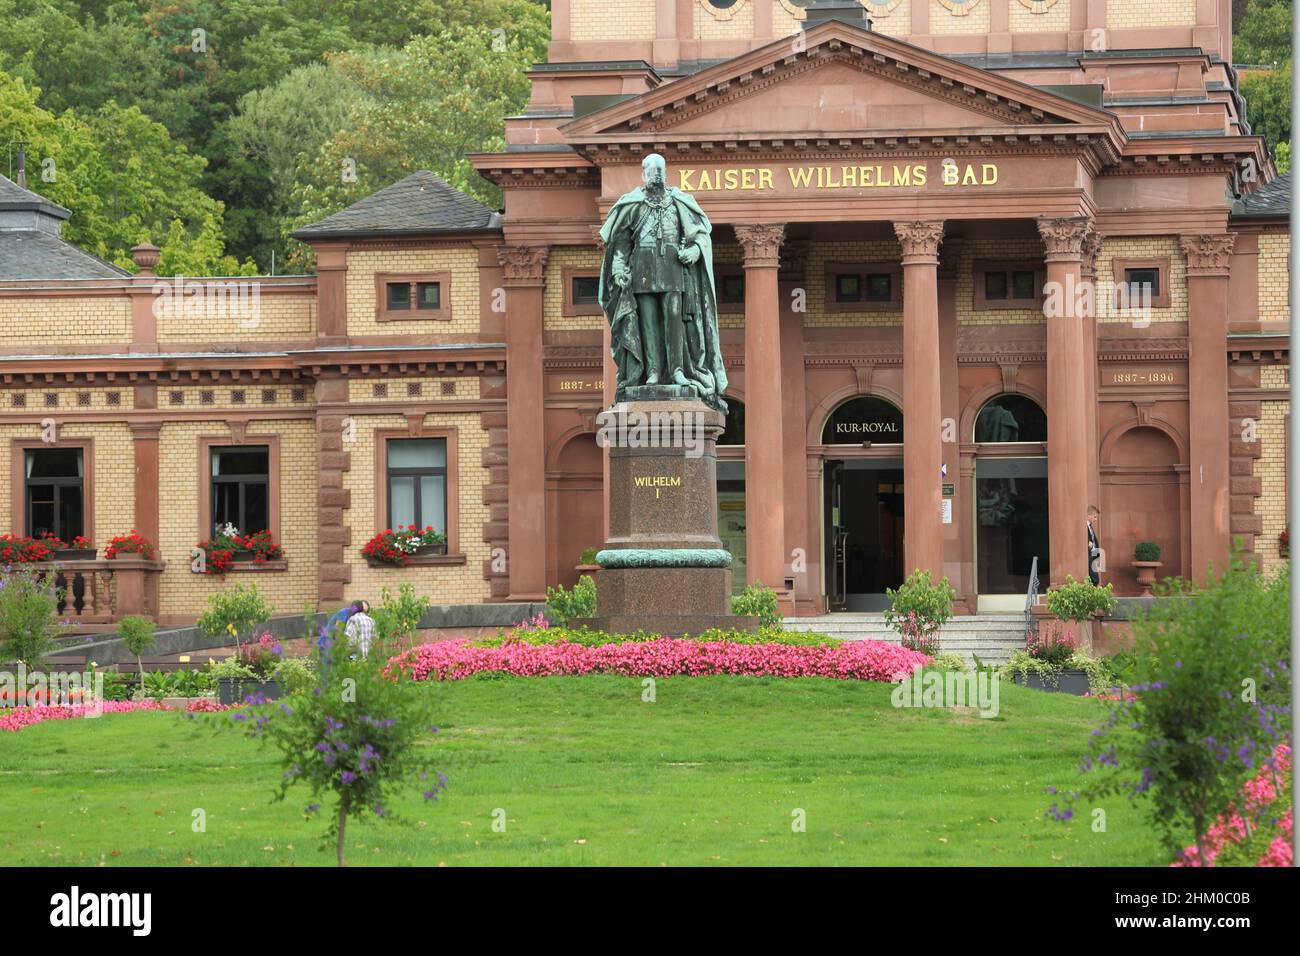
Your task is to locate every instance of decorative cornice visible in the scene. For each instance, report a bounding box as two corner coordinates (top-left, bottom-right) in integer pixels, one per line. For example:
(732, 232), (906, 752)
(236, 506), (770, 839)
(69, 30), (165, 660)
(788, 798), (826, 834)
(1180, 233), (1236, 277)
(1036, 216), (1093, 262)
(894, 220), (945, 264)
(497, 244), (551, 285)
(734, 223), (786, 267)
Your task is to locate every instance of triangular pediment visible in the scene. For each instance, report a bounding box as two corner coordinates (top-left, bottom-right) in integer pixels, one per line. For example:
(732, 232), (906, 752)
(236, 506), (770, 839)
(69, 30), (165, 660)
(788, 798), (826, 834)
(562, 20), (1125, 151)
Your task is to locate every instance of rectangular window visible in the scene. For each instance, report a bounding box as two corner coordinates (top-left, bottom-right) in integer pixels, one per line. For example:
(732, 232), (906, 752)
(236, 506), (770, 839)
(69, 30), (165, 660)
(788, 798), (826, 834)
(211, 445), (269, 535)
(1123, 267), (1160, 299)
(416, 282), (441, 310)
(386, 438), (447, 534)
(25, 448), (84, 540)
(386, 282), (412, 311)
(835, 274), (862, 302)
(975, 262), (1043, 309)
(864, 273), (892, 302)
(571, 275), (599, 306)
(720, 273), (745, 304)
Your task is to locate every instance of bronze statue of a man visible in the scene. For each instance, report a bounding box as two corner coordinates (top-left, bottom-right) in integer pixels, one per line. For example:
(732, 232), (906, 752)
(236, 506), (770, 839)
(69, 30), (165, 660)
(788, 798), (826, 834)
(598, 153), (729, 411)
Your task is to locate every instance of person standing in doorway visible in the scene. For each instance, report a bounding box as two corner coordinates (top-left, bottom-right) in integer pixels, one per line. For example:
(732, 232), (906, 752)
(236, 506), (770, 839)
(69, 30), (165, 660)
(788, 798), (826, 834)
(1087, 505), (1103, 586)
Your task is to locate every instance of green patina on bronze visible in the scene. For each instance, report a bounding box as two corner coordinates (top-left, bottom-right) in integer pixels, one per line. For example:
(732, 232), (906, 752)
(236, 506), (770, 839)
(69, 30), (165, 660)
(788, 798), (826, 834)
(596, 548), (734, 569)
(598, 152), (728, 412)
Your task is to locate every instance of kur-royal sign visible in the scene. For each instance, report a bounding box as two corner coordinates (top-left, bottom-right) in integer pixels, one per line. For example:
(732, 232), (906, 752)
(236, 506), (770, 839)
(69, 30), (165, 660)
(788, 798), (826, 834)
(677, 161), (999, 192)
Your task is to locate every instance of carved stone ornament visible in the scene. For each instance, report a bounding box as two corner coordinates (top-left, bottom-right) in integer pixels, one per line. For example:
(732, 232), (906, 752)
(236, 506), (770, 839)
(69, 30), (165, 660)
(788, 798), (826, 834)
(497, 245), (550, 284)
(1180, 234), (1237, 276)
(734, 223), (787, 267)
(1036, 217), (1093, 261)
(893, 220), (945, 264)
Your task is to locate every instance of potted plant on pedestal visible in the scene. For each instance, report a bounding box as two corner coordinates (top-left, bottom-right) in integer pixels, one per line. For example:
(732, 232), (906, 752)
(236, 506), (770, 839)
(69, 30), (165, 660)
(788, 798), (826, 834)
(213, 632), (285, 705)
(575, 547), (601, 577)
(1131, 540), (1163, 596)
(105, 531), (157, 560)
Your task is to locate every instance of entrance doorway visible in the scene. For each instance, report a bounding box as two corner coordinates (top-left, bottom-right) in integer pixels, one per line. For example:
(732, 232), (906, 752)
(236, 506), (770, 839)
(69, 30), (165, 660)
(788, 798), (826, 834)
(825, 458), (905, 611)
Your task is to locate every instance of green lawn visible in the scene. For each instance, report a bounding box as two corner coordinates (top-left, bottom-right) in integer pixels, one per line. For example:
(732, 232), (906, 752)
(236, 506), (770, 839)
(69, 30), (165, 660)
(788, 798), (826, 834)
(0, 675), (1170, 866)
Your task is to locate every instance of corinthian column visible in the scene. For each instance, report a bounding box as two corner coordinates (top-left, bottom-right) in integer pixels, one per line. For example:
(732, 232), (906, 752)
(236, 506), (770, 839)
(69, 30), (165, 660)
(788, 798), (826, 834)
(735, 223), (788, 602)
(895, 220), (946, 583)
(498, 244), (550, 600)
(1038, 216), (1092, 586)
(1181, 233), (1236, 579)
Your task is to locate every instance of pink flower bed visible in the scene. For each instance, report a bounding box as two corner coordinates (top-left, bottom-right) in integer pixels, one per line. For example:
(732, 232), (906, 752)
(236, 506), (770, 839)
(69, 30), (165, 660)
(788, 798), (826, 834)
(0, 699), (167, 733)
(391, 637), (930, 684)
(1171, 744), (1293, 868)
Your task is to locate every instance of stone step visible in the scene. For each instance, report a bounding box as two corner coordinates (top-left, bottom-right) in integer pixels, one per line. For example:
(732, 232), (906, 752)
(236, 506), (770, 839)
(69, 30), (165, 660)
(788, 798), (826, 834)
(781, 614), (1028, 663)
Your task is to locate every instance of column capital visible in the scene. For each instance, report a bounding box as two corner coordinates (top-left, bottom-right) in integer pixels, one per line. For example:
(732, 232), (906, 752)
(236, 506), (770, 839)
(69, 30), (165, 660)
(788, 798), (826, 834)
(1180, 233), (1236, 277)
(937, 236), (965, 279)
(1080, 229), (1103, 279)
(894, 220), (945, 265)
(735, 223), (786, 267)
(1036, 216), (1093, 262)
(497, 244), (550, 286)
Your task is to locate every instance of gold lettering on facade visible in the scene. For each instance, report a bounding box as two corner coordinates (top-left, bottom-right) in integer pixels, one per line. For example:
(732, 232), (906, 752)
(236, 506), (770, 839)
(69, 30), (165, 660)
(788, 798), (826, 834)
(675, 162), (996, 192)
(633, 475), (684, 487)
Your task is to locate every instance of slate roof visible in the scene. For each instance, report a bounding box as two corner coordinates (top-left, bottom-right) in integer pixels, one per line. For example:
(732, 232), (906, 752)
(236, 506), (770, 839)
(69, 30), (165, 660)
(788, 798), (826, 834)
(0, 173), (130, 280)
(292, 170), (501, 240)
(1234, 172), (1291, 218)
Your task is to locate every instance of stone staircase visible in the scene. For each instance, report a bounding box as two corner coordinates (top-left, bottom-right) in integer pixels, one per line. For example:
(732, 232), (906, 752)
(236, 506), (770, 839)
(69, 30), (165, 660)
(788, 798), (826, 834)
(783, 613), (1029, 664)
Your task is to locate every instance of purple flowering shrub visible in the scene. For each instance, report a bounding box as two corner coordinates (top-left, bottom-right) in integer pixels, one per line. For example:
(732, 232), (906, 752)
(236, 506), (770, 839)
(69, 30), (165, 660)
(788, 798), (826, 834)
(229, 651), (446, 866)
(1050, 557), (1290, 865)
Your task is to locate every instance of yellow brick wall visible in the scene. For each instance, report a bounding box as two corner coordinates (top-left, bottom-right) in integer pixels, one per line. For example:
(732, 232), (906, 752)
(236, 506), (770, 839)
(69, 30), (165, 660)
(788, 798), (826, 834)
(1097, 236), (1188, 324)
(805, 239), (905, 328)
(1257, 386), (1289, 574)
(1010, 0), (1070, 33)
(572, 0), (658, 40)
(697, 0), (755, 39)
(0, 295), (131, 347)
(957, 237), (1045, 326)
(1258, 232), (1289, 324)
(1106, 0), (1196, 29)
(153, 384), (313, 413)
(155, 287), (314, 342)
(156, 419), (318, 618)
(0, 422), (133, 544)
(862, 1), (911, 37)
(342, 412), (492, 604)
(930, 0), (991, 35)
(345, 246), (480, 337)
(544, 247), (604, 332)
(346, 376), (476, 404)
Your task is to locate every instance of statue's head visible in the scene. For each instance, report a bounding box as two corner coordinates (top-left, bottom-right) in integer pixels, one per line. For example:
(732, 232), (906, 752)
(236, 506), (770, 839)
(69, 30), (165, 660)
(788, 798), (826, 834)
(642, 153), (667, 189)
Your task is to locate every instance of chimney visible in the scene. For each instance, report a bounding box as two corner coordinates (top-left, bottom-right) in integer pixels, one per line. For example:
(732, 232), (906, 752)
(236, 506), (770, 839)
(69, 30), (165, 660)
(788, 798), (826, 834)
(16, 147), (26, 189)
(801, 0), (872, 31)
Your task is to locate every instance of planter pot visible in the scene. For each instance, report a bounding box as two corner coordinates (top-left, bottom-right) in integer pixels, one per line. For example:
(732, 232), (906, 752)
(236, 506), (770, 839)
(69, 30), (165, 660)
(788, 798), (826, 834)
(1016, 669), (1092, 696)
(47, 548), (97, 561)
(414, 542), (448, 557)
(574, 563), (600, 576)
(1131, 560), (1162, 597)
(217, 677), (281, 706)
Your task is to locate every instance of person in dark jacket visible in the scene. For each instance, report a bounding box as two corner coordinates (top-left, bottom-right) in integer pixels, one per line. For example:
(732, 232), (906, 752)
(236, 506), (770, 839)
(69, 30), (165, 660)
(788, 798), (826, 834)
(1087, 506), (1102, 586)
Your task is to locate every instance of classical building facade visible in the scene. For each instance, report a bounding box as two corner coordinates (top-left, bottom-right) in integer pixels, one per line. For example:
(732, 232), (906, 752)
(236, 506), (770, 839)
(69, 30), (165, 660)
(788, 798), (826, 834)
(0, 0), (1290, 625)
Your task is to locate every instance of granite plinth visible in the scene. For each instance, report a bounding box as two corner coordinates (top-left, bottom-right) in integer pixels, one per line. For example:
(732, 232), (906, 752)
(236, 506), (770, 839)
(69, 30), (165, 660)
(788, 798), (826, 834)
(580, 614), (760, 638)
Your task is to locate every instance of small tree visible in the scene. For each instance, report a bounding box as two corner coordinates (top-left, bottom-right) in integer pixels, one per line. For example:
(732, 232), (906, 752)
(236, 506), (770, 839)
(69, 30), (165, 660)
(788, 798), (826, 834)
(371, 584), (431, 654)
(0, 566), (66, 668)
(117, 615), (157, 679)
(230, 650), (447, 866)
(545, 575), (596, 625)
(731, 582), (781, 629)
(884, 570), (956, 653)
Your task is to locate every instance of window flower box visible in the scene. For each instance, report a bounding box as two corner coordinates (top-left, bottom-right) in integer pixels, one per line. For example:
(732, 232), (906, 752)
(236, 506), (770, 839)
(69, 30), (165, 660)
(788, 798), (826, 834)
(362, 526), (448, 567)
(0, 533), (55, 563)
(105, 531), (158, 561)
(197, 527), (284, 576)
(37, 534), (97, 561)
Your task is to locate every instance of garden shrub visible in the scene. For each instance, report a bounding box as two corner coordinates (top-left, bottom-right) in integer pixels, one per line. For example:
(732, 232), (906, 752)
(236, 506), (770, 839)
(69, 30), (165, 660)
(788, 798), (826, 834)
(1134, 541), (1162, 562)
(1045, 575), (1115, 622)
(371, 584), (431, 652)
(884, 570), (956, 653)
(731, 583), (781, 629)
(545, 575), (596, 624)
(196, 583), (275, 643)
(1052, 557), (1291, 864)
(0, 566), (66, 667)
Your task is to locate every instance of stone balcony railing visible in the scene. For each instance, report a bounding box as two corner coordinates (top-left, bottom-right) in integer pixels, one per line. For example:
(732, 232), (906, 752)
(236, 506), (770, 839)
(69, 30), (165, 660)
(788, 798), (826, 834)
(12, 558), (166, 629)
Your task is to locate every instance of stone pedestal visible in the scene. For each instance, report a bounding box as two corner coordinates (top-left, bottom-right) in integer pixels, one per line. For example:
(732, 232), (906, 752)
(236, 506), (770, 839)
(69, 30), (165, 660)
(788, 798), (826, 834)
(580, 399), (758, 636)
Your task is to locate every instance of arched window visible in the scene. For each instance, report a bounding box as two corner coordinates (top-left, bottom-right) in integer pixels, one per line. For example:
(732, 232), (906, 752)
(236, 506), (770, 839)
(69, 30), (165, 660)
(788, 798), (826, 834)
(974, 394), (1046, 443)
(719, 399), (745, 446)
(821, 396), (903, 444)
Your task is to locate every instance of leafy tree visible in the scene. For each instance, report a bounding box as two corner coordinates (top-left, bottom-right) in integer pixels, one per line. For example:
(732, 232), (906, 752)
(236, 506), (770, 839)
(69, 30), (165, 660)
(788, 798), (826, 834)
(1234, 0), (1292, 65)
(1240, 62), (1292, 158)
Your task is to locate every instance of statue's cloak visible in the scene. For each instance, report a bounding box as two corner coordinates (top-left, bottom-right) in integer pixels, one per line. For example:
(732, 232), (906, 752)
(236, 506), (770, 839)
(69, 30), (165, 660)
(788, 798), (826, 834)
(598, 186), (728, 410)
